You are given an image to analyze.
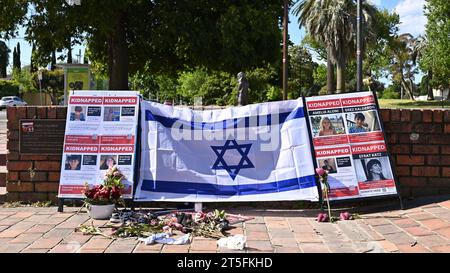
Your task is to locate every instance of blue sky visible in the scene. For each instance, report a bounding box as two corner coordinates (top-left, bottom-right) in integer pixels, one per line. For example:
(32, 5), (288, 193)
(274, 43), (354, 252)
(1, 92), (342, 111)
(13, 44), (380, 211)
(6, 0), (427, 84)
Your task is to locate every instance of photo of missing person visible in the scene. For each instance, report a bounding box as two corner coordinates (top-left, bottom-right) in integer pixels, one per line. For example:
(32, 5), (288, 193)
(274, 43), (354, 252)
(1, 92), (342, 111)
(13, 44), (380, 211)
(99, 155), (117, 170)
(65, 154), (82, 170)
(70, 106), (86, 121)
(103, 107), (120, 122)
(310, 115), (346, 137)
(317, 158), (337, 174)
(346, 111), (380, 134)
(365, 159), (386, 181)
(354, 156), (392, 182)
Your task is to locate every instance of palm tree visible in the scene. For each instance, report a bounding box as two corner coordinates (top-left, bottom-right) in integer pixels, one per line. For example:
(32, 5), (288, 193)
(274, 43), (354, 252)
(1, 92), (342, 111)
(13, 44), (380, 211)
(294, 0), (377, 93)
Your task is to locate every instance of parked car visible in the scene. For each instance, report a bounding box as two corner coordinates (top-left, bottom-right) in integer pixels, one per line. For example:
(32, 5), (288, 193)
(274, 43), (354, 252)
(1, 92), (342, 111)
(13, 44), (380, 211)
(0, 96), (28, 109)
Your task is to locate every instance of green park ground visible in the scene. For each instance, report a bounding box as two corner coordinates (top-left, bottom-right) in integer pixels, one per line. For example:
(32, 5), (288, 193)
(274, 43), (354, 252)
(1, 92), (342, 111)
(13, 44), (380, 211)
(379, 99), (450, 109)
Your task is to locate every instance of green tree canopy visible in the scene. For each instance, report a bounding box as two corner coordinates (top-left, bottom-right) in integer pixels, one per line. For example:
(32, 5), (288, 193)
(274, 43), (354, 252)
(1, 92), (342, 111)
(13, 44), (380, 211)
(420, 0), (450, 95)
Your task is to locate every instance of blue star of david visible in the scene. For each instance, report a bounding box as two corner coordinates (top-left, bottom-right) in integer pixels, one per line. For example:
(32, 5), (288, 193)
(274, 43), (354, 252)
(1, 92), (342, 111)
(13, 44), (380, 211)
(211, 139), (254, 180)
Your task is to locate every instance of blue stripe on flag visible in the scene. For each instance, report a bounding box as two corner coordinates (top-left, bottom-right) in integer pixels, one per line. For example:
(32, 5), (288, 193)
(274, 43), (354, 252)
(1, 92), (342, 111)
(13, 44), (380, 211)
(145, 107), (305, 129)
(140, 174), (316, 196)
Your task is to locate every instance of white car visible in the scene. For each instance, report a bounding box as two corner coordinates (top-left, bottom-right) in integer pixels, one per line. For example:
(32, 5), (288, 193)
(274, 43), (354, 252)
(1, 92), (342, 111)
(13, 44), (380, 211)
(0, 96), (28, 109)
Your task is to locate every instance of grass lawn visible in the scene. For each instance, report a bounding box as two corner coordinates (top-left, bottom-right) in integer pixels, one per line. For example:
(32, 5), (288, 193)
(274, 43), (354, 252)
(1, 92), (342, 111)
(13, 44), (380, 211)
(378, 99), (450, 109)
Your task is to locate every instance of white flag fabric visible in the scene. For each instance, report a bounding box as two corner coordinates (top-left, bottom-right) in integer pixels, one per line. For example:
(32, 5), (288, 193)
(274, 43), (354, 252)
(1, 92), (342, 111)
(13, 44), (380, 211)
(134, 99), (319, 202)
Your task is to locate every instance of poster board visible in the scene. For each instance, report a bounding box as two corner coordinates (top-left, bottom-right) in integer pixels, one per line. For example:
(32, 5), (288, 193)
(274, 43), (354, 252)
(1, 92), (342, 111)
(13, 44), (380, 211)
(305, 92), (398, 201)
(58, 90), (140, 199)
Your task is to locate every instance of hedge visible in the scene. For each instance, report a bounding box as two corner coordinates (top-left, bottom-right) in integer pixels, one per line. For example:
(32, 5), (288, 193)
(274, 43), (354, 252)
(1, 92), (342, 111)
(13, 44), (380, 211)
(0, 80), (20, 98)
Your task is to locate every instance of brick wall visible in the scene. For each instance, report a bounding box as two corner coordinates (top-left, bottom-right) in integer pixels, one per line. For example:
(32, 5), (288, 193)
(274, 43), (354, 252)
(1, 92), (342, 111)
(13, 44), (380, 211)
(5, 106), (66, 203)
(4, 106), (450, 203)
(381, 108), (450, 198)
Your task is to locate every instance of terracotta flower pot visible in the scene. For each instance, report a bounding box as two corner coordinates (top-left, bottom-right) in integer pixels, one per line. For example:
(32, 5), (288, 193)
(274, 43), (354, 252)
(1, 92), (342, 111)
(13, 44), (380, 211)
(87, 204), (115, 219)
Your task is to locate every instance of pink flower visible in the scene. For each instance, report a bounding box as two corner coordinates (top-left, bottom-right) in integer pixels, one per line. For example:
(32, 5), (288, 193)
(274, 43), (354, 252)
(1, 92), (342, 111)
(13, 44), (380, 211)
(316, 213), (329, 222)
(316, 168), (326, 176)
(340, 212), (351, 220)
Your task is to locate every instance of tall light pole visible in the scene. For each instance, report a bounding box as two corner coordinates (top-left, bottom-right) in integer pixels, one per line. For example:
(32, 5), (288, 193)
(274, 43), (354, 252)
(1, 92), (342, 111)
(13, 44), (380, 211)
(356, 0), (363, 92)
(282, 0), (289, 100)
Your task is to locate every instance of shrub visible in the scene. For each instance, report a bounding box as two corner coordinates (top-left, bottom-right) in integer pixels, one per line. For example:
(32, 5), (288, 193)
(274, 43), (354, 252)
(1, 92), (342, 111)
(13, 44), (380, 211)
(0, 80), (20, 98)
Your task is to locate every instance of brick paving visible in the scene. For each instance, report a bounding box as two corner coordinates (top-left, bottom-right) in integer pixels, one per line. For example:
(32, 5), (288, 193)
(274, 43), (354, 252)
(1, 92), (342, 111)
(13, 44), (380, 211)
(1, 196), (450, 253)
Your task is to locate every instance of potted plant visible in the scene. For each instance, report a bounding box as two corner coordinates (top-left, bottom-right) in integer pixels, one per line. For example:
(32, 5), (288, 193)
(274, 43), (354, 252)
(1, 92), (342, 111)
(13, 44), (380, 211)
(82, 166), (125, 219)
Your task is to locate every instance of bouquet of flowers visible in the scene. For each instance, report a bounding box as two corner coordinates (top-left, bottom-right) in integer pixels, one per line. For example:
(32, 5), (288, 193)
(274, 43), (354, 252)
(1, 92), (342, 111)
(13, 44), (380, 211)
(82, 166), (125, 205)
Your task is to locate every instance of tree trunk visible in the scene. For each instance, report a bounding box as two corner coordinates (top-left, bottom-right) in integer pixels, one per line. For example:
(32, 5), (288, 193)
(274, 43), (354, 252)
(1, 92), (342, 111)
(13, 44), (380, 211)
(108, 11), (129, 90)
(326, 46), (335, 94)
(50, 51), (56, 71)
(427, 70), (434, 100)
(401, 77), (415, 101)
(67, 44), (72, 64)
(30, 43), (37, 73)
(336, 59), (345, 94)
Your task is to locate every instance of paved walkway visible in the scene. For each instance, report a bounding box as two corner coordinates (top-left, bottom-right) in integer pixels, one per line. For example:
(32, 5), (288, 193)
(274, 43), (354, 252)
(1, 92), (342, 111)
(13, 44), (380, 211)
(1, 196), (450, 253)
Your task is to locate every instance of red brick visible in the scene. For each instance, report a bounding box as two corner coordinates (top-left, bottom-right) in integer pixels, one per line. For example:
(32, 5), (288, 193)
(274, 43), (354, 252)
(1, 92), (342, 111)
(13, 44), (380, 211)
(399, 133), (426, 144)
(422, 110), (433, 122)
(34, 161), (61, 171)
(445, 111), (450, 122)
(7, 161), (33, 171)
(400, 177), (427, 187)
(48, 172), (60, 181)
(396, 155), (424, 165)
(442, 146), (450, 155)
(37, 107), (47, 119)
(6, 107), (17, 121)
(386, 123), (412, 133)
(390, 145), (410, 154)
(19, 171), (47, 182)
(20, 155), (48, 161)
(26, 107), (37, 119)
(386, 133), (398, 144)
(395, 166), (410, 176)
(411, 110), (422, 122)
(56, 107), (67, 119)
(380, 109), (390, 122)
(428, 177), (450, 187)
(427, 155), (450, 166)
(443, 168), (450, 177)
(35, 182), (59, 192)
(400, 110), (411, 122)
(433, 110), (443, 122)
(412, 188), (440, 197)
(6, 182), (34, 192)
(411, 167), (440, 177)
(403, 226), (434, 237)
(7, 151), (19, 161)
(435, 227), (450, 239)
(412, 145), (439, 155)
(47, 155), (63, 161)
(7, 171), (19, 181)
(397, 244), (429, 253)
(7, 130), (19, 140)
(414, 123), (442, 133)
(391, 109), (401, 121)
(445, 124), (450, 134)
(420, 218), (450, 231)
(431, 245), (450, 253)
(7, 141), (19, 151)
(18, 192), (48, 202)
(429, 135), (450, 144)
(47, 107), (57, 119)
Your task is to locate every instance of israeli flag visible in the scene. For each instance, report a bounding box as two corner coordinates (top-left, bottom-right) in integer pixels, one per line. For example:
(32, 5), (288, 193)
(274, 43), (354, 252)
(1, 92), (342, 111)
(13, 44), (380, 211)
(134, 99), (319, 202)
